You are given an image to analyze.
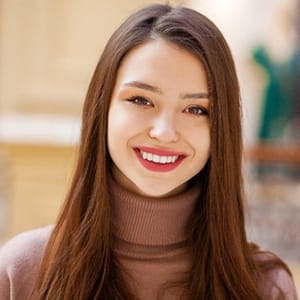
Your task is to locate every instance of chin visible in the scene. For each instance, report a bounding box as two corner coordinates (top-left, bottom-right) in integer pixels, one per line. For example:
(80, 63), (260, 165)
(140, 190), (170, 198)
(135, 182), (186, 198)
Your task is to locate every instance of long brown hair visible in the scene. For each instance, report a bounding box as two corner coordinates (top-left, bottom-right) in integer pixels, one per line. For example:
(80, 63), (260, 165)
(30, 4), (289, 299)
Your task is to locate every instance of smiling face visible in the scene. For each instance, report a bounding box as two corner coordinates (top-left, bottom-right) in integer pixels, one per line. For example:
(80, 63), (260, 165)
(107, 38), (210, 197)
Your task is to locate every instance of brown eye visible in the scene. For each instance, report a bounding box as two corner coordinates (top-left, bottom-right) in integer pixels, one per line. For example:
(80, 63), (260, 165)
(126, 96), (153, 106)
(184, 105), (208, 116)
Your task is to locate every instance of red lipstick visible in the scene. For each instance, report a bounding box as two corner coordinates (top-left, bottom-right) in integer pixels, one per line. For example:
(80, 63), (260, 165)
(138, 146), (186, 156)
(134, 146), (186, 172)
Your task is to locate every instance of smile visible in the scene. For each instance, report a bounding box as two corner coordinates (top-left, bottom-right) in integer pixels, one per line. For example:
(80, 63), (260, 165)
(140, 150), (178, 164)
(134, 147), (186, 172)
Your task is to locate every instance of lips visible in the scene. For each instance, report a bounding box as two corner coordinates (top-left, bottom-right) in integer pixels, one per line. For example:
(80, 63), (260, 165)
(137, 146), (186, 156)
(134, 146), (187, 172)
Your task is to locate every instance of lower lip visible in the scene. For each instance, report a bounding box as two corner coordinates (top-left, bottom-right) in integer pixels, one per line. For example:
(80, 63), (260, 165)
(134, 149), (185, 172)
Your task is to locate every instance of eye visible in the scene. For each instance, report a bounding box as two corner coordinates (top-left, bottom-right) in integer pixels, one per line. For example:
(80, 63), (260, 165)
(183, 105), (208, 116)
(126, 96), (153, 107)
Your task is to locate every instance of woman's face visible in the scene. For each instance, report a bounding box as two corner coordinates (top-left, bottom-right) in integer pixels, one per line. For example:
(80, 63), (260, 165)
(107, 38), (210, 197)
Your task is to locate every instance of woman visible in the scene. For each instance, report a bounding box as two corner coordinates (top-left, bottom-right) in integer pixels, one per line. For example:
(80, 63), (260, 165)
(0, 3), (298, 300)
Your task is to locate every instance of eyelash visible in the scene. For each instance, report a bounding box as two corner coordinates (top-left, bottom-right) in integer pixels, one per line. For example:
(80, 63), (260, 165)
(125, 95), (208, 116)
(183, 105), (208, 116)
(126, 95), (153, 107)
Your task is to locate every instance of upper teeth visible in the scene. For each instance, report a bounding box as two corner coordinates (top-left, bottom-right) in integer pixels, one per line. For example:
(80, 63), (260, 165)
(140, 150), (178, 164)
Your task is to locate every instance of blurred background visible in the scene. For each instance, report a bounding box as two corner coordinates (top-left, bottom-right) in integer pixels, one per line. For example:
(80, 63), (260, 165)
(0, 0), (299, 294)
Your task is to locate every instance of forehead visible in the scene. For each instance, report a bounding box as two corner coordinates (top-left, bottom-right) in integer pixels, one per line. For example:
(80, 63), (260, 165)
(114, 38), (208, 92)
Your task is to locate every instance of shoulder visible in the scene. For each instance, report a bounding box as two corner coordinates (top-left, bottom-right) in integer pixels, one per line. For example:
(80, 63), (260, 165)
(262, 266), (298, 300)
(269, 267), (298, 298)
(0, 225), (54, 299)
(254, 250), (298, 300)
(0, 225), (53, 264)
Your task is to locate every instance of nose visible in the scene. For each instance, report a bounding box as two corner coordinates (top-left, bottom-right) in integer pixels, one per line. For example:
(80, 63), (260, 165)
(149, 113), (179, 143)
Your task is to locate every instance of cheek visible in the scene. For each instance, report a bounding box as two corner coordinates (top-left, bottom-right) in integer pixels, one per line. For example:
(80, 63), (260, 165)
(108, 105), (128, 130)
(107, 105), (124, 152)
(108, 104), (133, 140)
(188, 125), (211, 157)
(109, 103), (147, 128)
(107, 103), (149, 149)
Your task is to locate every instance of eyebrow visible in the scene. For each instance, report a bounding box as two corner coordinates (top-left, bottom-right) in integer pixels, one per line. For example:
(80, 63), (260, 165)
(181, 92), (210, 99)
(123, 80), (210, 100)
(124, 81), (163, 94)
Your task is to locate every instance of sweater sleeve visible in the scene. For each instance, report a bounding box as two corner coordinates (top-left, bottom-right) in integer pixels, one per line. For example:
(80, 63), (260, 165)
(265, 267), (299, 300)
(253, 247), (298, 300)
(0, 249), (10, 299)
(0, 226), (53, 300)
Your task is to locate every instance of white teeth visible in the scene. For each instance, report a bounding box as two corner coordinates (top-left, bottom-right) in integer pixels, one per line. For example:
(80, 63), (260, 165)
(160, 156), (167, 163)
(153, 154), (160, 163)
(140, 150), (179, 164)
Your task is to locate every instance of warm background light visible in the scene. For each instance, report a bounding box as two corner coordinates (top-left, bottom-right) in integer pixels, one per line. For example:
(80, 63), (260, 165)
(0, 0), (299, 294)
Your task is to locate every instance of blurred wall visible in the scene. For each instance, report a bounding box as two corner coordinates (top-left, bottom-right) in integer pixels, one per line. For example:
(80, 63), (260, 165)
(1, 0), (183, 116)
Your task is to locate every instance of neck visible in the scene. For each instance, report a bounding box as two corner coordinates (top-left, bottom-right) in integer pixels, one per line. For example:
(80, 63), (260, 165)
(109, 177), (201, 247)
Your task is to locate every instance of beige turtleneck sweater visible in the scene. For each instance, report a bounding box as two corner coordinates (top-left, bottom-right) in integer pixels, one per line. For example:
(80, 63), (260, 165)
(0, 180), (298, 299)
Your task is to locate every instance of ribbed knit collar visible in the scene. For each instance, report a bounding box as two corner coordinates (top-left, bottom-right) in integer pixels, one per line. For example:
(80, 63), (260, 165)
(109, 177), (200, 247)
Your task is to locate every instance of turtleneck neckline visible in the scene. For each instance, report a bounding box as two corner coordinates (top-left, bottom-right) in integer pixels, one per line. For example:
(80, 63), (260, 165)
(110, 177), (200, 247)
